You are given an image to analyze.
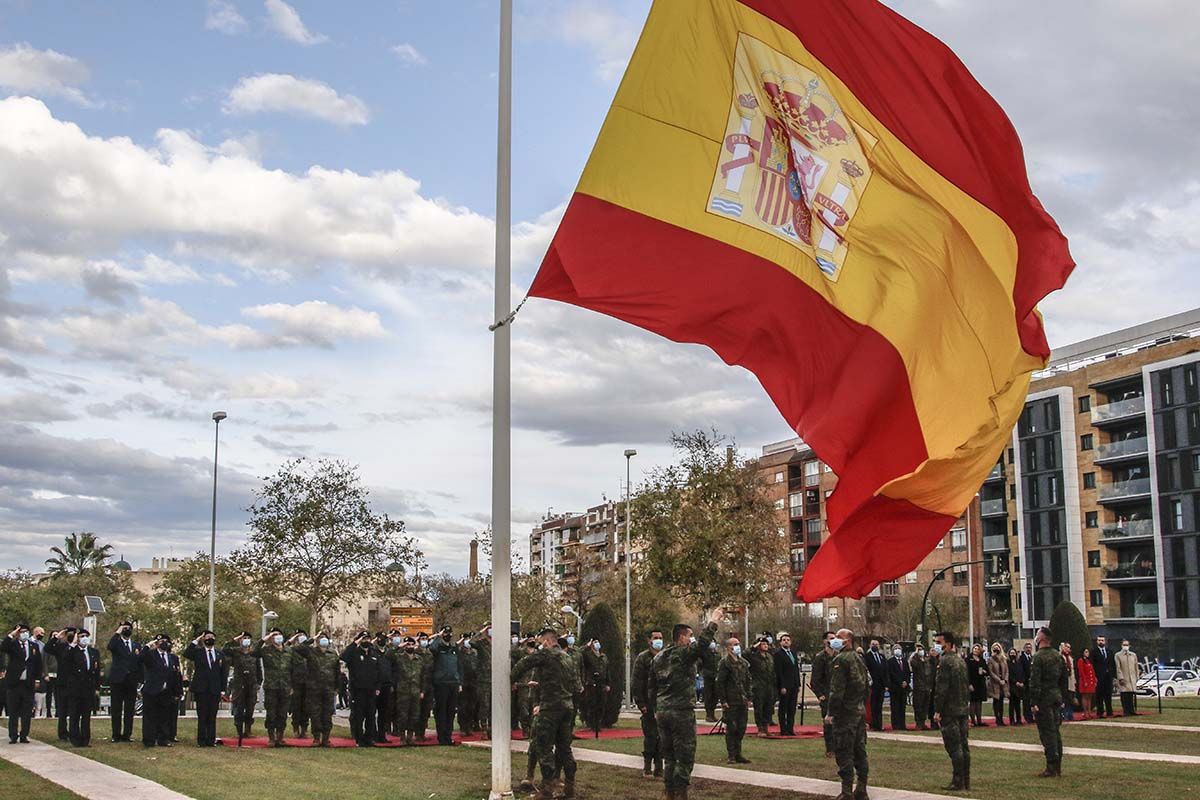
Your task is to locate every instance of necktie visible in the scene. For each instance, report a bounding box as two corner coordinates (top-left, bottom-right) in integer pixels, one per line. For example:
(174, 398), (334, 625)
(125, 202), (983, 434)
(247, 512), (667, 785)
(207, 649), (213, 669)
(162, 652), (167, 667)
(85, 649), (91, 671)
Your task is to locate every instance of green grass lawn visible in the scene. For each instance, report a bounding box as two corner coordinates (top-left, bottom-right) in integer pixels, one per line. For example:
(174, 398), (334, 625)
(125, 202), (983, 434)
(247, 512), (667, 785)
(891, 718), (1199, 756)
(573, 721), (1200, 800)
(0, 758), (88, 799)
(25, 718), (822, 800)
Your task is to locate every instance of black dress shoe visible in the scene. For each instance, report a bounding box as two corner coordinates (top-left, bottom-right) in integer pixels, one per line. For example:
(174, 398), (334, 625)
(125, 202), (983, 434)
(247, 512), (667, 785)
(18, 737), (29, 744)
(7, 738), (15, 744)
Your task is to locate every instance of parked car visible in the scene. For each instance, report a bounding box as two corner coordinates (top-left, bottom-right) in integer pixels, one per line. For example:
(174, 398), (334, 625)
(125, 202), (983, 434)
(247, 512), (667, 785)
(1136, 667), (1200, 697)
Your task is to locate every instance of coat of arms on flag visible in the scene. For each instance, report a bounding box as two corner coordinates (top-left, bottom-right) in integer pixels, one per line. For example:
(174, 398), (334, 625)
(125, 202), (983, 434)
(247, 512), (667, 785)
(708, 34), (876, 282)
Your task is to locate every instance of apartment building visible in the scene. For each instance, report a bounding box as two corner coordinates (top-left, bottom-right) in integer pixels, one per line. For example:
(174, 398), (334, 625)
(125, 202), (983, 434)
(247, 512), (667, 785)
(983, 307), (1200, 658)
(756, 437), (983, 634)
(529, 500), (639, 609)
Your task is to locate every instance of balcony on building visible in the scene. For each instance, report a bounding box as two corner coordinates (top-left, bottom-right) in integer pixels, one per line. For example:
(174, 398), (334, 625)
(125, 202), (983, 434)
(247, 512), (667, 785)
(982, 533), (1009, 553)
(1101, 556), (1157, 584)
(1106, 588), (1159, 622)
(1097, 477), (1152, 504)
(1099, 518), (1155, 544)
(981, 497), (1007, 517)
(985, 570), (1011, 589)
(983, 462), (1004, 483)
(1090, 394), (1145, 426)
(1093, 436), (1149, 465)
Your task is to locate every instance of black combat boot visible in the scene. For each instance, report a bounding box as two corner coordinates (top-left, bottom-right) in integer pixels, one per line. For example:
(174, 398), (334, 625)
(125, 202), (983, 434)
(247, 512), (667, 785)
(852, 781), (869, 800)
(654, 757), (663, 777)
(560, 779), (576, 799)
(944, 773), (962, 791)
(963, 765), (970, 790)
(676, 786), (689, 800)
(643, 755), (654, 777)
(1038, 764), (1055, 778)
(312, 731), (321, 746)
(518, 760), (536, 793)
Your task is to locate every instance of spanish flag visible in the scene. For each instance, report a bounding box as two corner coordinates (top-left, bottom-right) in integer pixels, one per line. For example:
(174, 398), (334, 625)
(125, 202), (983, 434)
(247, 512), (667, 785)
(529, 0), (1073, 599)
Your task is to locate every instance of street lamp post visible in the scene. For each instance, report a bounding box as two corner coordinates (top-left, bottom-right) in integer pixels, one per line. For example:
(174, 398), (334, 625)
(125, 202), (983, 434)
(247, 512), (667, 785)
(561, 605), (582, 640)
(918, 558), (984, 648)
(207, 411), (227, 632)
(623, 448), (636, 709)
(260, 608), (278, 639)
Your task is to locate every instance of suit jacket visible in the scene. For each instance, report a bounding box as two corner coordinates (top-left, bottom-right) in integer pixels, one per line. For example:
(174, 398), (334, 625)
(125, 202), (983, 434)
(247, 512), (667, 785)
(1093, 646), (1116, 683)
(864, 649), (888, 687)
(141, 646), (175, 697)
(107, 634), (143, 685)
(182, 642), (227, 696)
(0, 636), (43, 688)
(885, 655), (911, 692)
(165, 652), (184, 698)
(1015, 652), (1034, 685)
(1115, 650), (1138, 691)
(772, 648), (800, 692)
(47, 641), (102, 696)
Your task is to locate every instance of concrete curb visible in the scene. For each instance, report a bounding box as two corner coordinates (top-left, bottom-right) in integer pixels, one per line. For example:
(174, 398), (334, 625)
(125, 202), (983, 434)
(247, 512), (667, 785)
(0, 739), (194, 800)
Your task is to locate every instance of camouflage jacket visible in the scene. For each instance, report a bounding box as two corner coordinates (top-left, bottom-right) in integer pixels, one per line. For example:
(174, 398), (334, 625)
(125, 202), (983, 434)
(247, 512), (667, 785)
(909, 652), (931, 693)
(289, 646), (309, 688)
(1028, 646), (1063, 708)
(827, 650), (869, 722)
(631, 647), (658, 709)
(701, 643), (719, 677)
(471, 636), (492, 686)
(809, 648), (832, 698)
(295, 641), (340, 694)
(252, 641), (292, 692)
(745, 648), (774, 692)
(933, 650), (969, 717)
(715, 654), (752, 707)
(581, 648), (609, 689)
(513, 646), (576, 713)
(563, 647), (584, 694)
(222, 642), (260, 695)
(648, 622), (719, 713)
(393, 650), (425, 696)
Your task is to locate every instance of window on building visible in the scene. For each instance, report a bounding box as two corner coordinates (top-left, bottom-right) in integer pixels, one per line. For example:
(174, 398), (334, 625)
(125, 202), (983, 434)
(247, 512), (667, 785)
(1079, 396), (1091, 413)
(1028, 478), (1040, 508)
(789, 492), (803, 511)
(1089, 590), (1104, 608)
(1188, 408), (1200, 442)
(1171, 499), (1184, 532)
(1085, 511), (1098, 528)
(1011, 520), (1019, 536)
(1007, 447), (1015, 465)
(1165, 457), (1179, 490)
(774, 498), (785, 510)
(774, 471), (784, 484)
(951, 528), (967, 552)
(952, 564), (968, 586)
(806, 518), (822, 535)
(1162, 376), (1174, 407)
(1046, 440), (1057, 469)
(1010, 482), (1017, 499)
(1081, 434), (1094, 451)
(1048, 512), (1062, 544)
(1048, 475), (1059, 505)
(1163, 412), (1177, 449)
(1083, 472), (1096, 490)
(905, 571), (918, 584)
(936, 537), (945, 549)
(1193, 452), (1200, 474)
(804, 460), (820, 486)
(1087, 550), (1101, 568)
(1025, 441), (1038, 471)
(777, 527), (787, 538)
(1186, 365), (1198, 401)
(1014, 556), (1021, 572)
(805, 489), (820, 508)
(1046, 400), (1060, 430)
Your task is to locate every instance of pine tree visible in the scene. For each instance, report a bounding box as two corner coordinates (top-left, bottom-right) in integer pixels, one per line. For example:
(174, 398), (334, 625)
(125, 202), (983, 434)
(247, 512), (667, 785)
(580, 602), (625, 727)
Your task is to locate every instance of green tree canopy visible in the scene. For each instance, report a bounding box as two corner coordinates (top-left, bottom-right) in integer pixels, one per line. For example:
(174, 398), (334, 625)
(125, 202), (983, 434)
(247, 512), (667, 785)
(580, 602), (624, 727)
(1048, 600), (1090, 656)
(44, 532), (113, 576)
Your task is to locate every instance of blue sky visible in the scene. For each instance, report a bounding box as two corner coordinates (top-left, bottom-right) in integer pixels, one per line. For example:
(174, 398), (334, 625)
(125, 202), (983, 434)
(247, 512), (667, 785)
(1, 0), (1197, 577)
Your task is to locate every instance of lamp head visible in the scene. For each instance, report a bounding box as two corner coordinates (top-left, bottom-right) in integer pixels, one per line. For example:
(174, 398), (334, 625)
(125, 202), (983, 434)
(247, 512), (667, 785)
(560, 605), (575, 616)
(212, 411), (228, 422)
(624, 449), (637, 458)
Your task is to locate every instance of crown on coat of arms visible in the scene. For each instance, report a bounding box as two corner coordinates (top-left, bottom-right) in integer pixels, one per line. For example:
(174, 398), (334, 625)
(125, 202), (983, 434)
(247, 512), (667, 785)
(761, 74), (851, 149)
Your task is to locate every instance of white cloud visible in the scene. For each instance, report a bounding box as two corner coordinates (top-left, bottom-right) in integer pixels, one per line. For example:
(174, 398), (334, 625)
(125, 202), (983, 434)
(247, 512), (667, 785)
(241, 300), (386, 346)
(223, 73), (369, 126)
(0, 43), (96, 106)
(205, 0), (248, 35)
(0, 391), (76, 422)
(0, 97), (507, 274)
(391, 43), (428, 66)
(551, 4), (641, 81)
(263, 0), (327, 45)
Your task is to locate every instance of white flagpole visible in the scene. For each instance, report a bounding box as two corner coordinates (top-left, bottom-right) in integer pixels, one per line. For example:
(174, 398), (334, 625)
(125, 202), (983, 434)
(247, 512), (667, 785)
(490, 1), (513, 797)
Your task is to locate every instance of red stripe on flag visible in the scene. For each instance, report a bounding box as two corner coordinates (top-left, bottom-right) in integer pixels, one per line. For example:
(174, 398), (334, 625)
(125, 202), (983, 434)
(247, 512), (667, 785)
(530, 193), (947, 598)
(739, 0), (1073, 359)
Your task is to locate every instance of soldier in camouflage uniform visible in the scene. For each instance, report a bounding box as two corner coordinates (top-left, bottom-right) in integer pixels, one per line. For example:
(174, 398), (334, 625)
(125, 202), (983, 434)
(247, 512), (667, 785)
(701, 640), (721, 723)
(809, 631), (835, 756)
(223, 632), (260, 743)
(745, 636), (775, 736)
(471, 625), (493, 738)
(383, 632), (405, 735)
(252, 628), (293, 747)
(561, 635), (584, 730)
(392, 636), (425, 745)
(909, 643), (932, 730)
(457, 634), (479, 735)
(513, 628), (581, 800)
(1028, 626), (1063, 777)
(715, 635), (753, 764)
(632, 630), (665, 778)
(825, 627), (869, 800)
(416, 632), (434, 740)
(648, 610), (723, 800)
(295, 631), (340, 746)
(288, 630), (310, 738)
(933, 631), (970, 791)
(580, 638), (610, 732)
(513, 636), (542, 792)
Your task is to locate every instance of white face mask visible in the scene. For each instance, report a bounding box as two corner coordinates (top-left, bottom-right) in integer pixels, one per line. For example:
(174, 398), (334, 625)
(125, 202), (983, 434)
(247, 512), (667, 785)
(688, 636), (697, 645)
(651, 639), (664, 650)
(932, 644), (944, 655)
(318, 637), (330, 648)
(830, 638), (845, 652)
(419, 639), (429, 648)
(79, 637), (90, 647)
(732, 645), (742, 656)
(391, 636), (402, 646)
(915, 649), (925, 657)
(893, 649), (903, 658)
(566, 636), (575, 646)
(241, 638), (252, 648)
(766, 636), (774, 644)
(273, 635), (284, 645)
(1121, 645), (1129, 652)
(297, 634), (308, 644)
(511, 636), (520, 645)
(19, 631), (29, 641)
(708, 641), (718, 652)
(592, 642), (601, 652)
(486, 628), (492, 638)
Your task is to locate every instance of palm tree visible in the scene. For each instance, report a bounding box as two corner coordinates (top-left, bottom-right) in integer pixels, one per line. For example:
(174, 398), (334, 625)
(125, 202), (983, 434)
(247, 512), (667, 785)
(45, 532), (114, 576)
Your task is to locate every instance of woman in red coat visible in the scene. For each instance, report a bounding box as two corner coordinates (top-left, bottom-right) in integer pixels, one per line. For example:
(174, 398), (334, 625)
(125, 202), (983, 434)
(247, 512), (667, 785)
(1077, 648), (1098, 719)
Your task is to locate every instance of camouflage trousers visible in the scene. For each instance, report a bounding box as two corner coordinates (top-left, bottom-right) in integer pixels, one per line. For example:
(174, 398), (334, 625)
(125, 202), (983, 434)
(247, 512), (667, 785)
(939, 714), (970, 779)
(477, 681), (491, 734)
(833, 715), (868, 793)
(532, 706), (576, 783)
(912, 689), (931, 727)
(656, 708), (698, 790)
(752, 685), (775, 731)
(229, 684), (257, 725)
(290, 684), (308, 730)
(393, 689), (422, 735)
(1035, 704), (1063, 766)
(262, 685), (290, 732)
(723, 704), (747, 760)
(640, 706), (659, 759)
(819, 698), (833, 753)
(305, 688), (336, 735)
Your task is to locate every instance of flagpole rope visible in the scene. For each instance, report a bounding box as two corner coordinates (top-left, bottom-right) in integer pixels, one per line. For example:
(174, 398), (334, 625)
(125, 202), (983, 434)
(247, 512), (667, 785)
(488, 294), (529, 331)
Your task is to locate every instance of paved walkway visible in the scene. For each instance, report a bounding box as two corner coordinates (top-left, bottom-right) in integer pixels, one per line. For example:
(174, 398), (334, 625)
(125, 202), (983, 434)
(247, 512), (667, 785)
(470, 739), (975, 800)
(0, 739), (193, 800)
(1072, 719), (1200, 733)
(871, 731), (1200, 764)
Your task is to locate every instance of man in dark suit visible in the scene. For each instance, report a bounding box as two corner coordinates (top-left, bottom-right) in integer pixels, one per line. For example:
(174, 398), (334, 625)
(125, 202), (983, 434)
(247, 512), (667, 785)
(864, 639), (887, 731)
(47, 629), (102, 747)
(162, 638), (184, 742)
(139, 635), (176, 747)
(183, 630), (226, 747)
(106, 621), (142, 742)
(1093, 636), (1116, 718)
(2, 623), (43, 743)
(1016, 642), (1035, 722)
(886, 644), (911, 731)
(772, 631), (801, 736)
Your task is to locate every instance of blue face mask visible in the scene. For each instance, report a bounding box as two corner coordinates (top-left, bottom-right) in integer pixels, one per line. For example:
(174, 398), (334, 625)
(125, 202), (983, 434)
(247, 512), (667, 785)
(651, 639), (664, 650)
(566, 636), (575, 646)
(830, 638), (845, 652)
(592, 642), (601, 652)
(732, 645), (742, 656)
(933, 644), (944, 655)
(318, 638), (330, 648)
(391, 636), (402, 646)
(19, 631), (30, 642)
(241, 638), (252, 648)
